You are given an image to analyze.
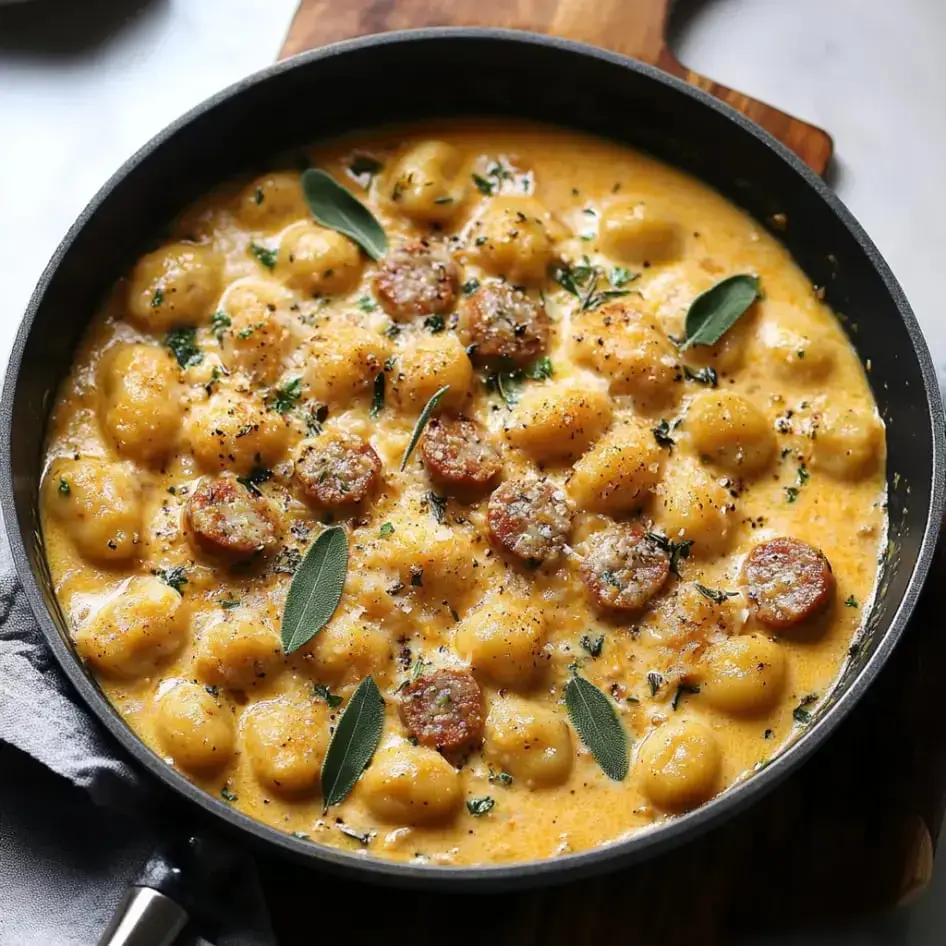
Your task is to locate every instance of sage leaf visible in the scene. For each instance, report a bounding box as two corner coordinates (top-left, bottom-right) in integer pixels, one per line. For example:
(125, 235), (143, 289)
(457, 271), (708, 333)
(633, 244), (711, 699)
(565, 675), (629, 781)
(680, 274), (760, 351)
(302, 168), (387, 261)
(281, 526), (348, 655)
(399, 385), (449, 471)
(321, 675), (385, 808)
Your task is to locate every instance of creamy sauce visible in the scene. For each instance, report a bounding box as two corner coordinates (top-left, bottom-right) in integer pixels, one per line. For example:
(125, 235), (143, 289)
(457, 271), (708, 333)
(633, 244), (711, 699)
(40, 121), (886, 866)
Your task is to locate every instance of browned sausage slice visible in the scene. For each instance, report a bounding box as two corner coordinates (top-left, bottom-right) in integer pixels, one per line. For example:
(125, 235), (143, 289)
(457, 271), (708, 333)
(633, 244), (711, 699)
(421, 416), (502, 488)
(580, 524), (670, 612)
(742, 537), (834, 629)
(459, 282), (549, 366)
(399, 667), (485, 752)
(487, 477), (574, 562)
(374, 241), (459, 320)
(187, 473), (281, 558)
(294, 431), (381, 507)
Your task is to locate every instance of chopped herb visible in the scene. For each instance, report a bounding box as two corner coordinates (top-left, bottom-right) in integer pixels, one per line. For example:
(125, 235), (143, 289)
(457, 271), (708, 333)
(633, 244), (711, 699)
(611, 267), (635, 288)
(474, 235), (488, 246)
(399, 385), (449, 470)
(410, 566), (424, 588)
(793, 693), (818, 725)
(552, 261), (595, 297)
(424, 314), (445, 334)
(303, 402), (328, 435)
(647, 671), (663, 697)
(645, 531), (693, 577)
(292, 832), (310, 841)
(785, 486), (800, 503)
(652, 419), (675, 450)
(672, 683), (701, 711)
(155, 566), (188, 594)
(472, 173), (494, 196)
(695, 584), (739, 605)
(165, 327), (203, 368)
(250, 242), (277, 270)
(488, 769), (513, 787)
(524, 357), (553, 381)
(151, 288), (164, 308)
(626, 696), (640, 704)
(378, 521), (395, 538)
(433, 196), (454, 205)
(272, 547), (303, 575)
(237, 324), (257, 340)
(313, 682), (343, 708)
(797, 462), (811, 484)
(357, 296), (377, 312)
(211, 310), (231, 342)
(581, 287), (630, 312)
(58, 477), (71, 496)
(236, 466), (273, 497)
(220, 599), (241, 610)
(385, 322), (401, 338)
(466, 796), (495, 816)
(220, 785), (238, 802)
(338, 824), (373, 846)
(845, 595), (859, 608)
(683, 365), (719, 387)
(462, 279), (480, 296)
(383, 355), (397, 372)
(204, 685), (219, 697)
(580, 634), (604, 658)
(426, 492), (448, 524)
(369, 372), (385, 419)
(272, 377), (302, 414)
(254, 186), (264, 205)
(493, 370), (522, 407)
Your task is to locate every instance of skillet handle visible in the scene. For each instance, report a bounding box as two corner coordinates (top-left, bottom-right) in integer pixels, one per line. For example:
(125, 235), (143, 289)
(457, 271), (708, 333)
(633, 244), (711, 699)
(97, 886), (188, 946)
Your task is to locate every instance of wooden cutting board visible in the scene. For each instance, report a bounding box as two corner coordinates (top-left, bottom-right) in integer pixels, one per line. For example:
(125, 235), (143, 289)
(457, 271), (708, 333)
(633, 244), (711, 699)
(278, 0), (833, 174)
(253, 3), (942, 942)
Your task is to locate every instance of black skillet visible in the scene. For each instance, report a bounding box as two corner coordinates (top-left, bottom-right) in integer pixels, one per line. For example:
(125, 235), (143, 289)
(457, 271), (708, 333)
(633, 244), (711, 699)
(2, 26), (943, 940)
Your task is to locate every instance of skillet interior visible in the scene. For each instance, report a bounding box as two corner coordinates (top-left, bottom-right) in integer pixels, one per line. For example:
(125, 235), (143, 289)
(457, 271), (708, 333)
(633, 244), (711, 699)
(2, 29), (943, 890)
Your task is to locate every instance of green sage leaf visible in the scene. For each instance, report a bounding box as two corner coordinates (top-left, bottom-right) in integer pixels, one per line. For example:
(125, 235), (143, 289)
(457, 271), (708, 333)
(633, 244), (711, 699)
(399, 385), (449, 471)
(302, 168), (387, 261)
(564, 675), (629, 781)
(680, 274), (760, 351)
(320, 675), (385, 807)
(281, 526), (348, 655)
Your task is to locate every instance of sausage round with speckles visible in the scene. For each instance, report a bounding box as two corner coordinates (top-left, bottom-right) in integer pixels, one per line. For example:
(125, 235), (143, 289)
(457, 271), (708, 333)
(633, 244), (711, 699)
(459, 282), (549, 366)
(742, 537), (834, 629)
(187, 473), (282, 558)
(374, 241), (460, 320)
(294, 431), (381, 507)
(580, 524), (670, 612)
(487, 477), (574, 562)
(421, 416), (502, 488)
(399, 668), (485, 753)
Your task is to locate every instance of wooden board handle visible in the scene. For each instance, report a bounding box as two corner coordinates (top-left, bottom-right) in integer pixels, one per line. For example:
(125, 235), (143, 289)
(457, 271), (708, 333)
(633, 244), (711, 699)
(279, 0), (833, 174)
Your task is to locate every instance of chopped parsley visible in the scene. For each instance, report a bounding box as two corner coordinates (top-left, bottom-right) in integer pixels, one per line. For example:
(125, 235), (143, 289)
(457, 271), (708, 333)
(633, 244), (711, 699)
(683, 365), (719, 387)
(488, 769), (514, 787)
(524, 357), (553, 381)
(271, 377), (302, 414)
(424, 314), (445, 334)
(236, 466), (272, 496)
(580, 634), (604, 658)
(552, 260), (595, 297)
(369, 372), (385, 418)
(426, 492), (448, 524)
(462, 279), (480, 296)
(211, 310), (231, 342)
(165, 327), (203, 368)
(611, 266), (635, 288)
(155, 566), (188, 594)
(357, 296), (377, 312)
(844, 595), (859, 608)
(793, 693), (818, 725)
(237, 323), (258, 340)
(645, 531), (693, 577)
(784, 486), (800, 503)
(466, 796), (495, 816)
(219, 599), (241, 610)
(58, 477), (71, 497)
(249, 242), (277, 270)
(652, 419), (675, 450)
(694, 584), (739, 605)
(220, 785), (238, 803)
(313, 683), (343, 708)
(303, 402), (328, 435)
(379, 521), (395, 538)
(471, 173), (494, 196)
(151, 288), (164, 308)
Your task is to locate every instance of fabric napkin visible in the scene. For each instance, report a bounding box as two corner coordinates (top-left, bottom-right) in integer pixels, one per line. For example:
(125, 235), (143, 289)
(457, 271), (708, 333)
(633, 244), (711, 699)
(0, 533), (275, 946)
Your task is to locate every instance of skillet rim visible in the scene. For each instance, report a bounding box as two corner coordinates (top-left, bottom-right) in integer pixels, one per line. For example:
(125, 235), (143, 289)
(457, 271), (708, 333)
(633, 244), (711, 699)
(2, 26), (944, 890)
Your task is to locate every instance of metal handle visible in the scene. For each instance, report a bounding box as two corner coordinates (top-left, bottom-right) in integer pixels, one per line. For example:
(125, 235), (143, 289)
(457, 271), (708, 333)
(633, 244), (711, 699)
(98, 886), (189, 946)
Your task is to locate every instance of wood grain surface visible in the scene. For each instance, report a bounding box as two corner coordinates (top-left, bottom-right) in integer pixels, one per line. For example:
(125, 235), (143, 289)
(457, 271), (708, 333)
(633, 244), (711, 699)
(278, 0), (833, 174)
(252, 3), (941, 941)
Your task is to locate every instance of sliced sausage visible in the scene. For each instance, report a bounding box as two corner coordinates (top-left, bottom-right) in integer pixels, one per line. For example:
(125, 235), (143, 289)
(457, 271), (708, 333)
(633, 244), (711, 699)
(742, 537), (834, 629)
(459, 282), (550, 366)
(399, 668), (485, 753)
(580, 524), (670, 612)
(374, 241), (460, 320)
(294, 431), (381, 506)
(421, 416), (502, 488)
(187, 473), (281, 558)
(487, 477), (574, 562)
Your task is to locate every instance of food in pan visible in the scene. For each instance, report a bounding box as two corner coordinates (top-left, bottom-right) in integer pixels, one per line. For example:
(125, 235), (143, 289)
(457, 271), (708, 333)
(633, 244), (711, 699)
(40, 121), (886, 865)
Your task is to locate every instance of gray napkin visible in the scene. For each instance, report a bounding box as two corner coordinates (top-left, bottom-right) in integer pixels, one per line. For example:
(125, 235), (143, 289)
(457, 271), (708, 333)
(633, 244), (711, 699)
(0, 536), (275, 946)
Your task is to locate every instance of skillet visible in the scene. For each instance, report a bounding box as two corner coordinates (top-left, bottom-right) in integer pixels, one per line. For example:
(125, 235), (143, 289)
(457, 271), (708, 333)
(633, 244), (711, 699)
(2, 28), (943, 900)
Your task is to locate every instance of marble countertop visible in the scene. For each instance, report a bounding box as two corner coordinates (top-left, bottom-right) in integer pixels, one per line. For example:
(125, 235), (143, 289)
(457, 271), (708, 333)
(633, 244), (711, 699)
(1, 0), (944, 941)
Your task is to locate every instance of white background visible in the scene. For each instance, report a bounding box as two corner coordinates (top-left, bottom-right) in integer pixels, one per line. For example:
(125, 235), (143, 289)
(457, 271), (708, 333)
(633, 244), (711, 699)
(2, 0), (945, 941)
